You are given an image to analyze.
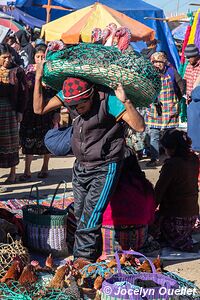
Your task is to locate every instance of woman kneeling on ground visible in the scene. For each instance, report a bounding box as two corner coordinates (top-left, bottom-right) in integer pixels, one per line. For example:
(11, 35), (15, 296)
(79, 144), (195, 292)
(155, 129), (199, 252)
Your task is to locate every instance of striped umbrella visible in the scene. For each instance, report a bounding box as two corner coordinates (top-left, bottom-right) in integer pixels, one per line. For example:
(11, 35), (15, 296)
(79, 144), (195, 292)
(41, 2), (155, 43)
(0, 18), (23, 32)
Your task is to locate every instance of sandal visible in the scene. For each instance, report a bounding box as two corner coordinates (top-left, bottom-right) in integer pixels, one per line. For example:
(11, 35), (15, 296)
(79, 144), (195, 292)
(0, 186), (7, 193)
(19, 174), (32, 182)
(37, 171), (48, 179)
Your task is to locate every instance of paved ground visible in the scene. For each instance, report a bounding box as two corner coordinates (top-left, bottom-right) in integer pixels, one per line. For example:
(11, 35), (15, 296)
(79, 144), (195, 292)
(0, 152), (200, 288)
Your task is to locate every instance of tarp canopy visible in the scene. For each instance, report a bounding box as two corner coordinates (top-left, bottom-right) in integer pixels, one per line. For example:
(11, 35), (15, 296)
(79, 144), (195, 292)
(14, 0), (180, 68)
(172, 22), (188, 41)
(41, 3), (155, 43)
(5, 8), (45, 28)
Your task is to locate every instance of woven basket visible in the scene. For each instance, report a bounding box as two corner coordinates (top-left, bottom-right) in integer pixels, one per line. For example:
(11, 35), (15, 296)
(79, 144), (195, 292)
(0, 234), (29, 279)
(43, 43), (161, 108)
(22, 182), (68, 257)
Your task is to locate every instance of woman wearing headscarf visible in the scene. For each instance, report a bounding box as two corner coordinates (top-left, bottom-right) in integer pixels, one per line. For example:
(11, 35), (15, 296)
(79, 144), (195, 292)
(155, 129), (199, 252)
(15, 30), (34, 65)
(145, 51), (185, 167)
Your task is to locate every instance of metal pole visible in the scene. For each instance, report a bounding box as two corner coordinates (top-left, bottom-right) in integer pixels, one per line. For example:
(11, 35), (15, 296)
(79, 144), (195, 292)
(176, 0), (180, 15)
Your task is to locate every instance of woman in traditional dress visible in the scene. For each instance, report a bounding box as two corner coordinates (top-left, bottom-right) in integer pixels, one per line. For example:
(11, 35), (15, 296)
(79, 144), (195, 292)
(155, 129), (199, 252)
(0, 43), (27, 189)
(145, 51), (185, 167)
(19, 45), (59, 181)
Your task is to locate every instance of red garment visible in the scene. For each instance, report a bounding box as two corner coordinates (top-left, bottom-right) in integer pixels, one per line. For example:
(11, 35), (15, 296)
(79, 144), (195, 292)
(102, 172), (156, 226)
(181, 25), (191, 64)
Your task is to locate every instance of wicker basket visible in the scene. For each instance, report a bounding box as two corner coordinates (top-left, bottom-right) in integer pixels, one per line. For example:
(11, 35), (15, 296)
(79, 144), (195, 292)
(22, 182), (68, 257)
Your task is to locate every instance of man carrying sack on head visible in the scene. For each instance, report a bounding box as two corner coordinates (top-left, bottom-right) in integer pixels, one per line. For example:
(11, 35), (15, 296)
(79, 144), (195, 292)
(33, 62), (144, 262)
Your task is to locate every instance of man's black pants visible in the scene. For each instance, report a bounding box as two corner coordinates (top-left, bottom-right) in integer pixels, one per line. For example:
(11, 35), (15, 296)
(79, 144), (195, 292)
(72, 160), (122, 262)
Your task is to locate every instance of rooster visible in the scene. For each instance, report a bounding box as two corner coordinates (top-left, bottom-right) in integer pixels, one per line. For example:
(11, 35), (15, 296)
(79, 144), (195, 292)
(115, 26), (132, 53)
(73, 257), (91, 270)
(48, 264), (70, 289)
(102, 23), (117, 46)
(45, 253), (54, 270)
(18, 264), (38, 285)
(91, 28), (102, 44)
(30, 260), (43, 272)
(137, 260), (152, 273)
(45, 40), (65, 60)
(0, 256), (23, 283)
(94, 275), (104, 290)
(153, 255), (163, 273)
(47, 40), (65, 52)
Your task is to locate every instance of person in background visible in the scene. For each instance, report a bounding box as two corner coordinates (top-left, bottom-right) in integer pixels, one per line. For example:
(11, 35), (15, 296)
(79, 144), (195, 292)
(15, 30), (34, 65)
(145, 51), (185, 167)
(33, 61), (144, 262)
(184, 44), (200, 104)
(187, 86), (200, 152)
(141, 38), (160, 60)
(155, 129), (199, 252)
(11, 39), (29, 69)
(0, 43), (27, 188)
(19, 45), (59, 181)
(4, 35), (22, 66)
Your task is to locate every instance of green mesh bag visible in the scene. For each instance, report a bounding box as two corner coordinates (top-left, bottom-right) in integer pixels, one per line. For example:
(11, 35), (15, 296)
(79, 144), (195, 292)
(43, 43), (161, 107)
(0, 281), (74, 300)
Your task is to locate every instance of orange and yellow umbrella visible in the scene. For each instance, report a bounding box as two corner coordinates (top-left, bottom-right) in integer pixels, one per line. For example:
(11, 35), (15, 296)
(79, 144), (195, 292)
(41, 2), (155, 43)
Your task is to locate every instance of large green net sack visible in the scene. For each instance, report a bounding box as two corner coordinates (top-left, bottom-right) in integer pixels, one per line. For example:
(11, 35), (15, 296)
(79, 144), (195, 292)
(43, 43), (161, 107)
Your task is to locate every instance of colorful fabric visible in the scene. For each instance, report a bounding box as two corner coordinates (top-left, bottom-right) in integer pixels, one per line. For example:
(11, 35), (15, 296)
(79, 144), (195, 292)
(57, 90), (125, 119)
(0, 97), (19, 168)
(195, 13), (200, 50)
(125, 107), (148, 152)
(102, 167), (155, 226)
(160, 215), (197, 251)
(25, 64), (36, 87)
(145, 70), (179, 129)
(184, 60), (200, 98)
(181, 25), (192, 65)
(62, 77), (94, 105)
(0, 67), (18, 85)
(188, 9), (200, 44)
(101, 225), (148, 256)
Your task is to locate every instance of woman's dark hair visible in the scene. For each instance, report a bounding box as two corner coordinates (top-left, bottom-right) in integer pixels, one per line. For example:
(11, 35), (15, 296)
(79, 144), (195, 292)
(122, 146), (154, 195)
(161, 129), (192, 158)
(0, 43), (12, 55)
(35, 45), (46, 53)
